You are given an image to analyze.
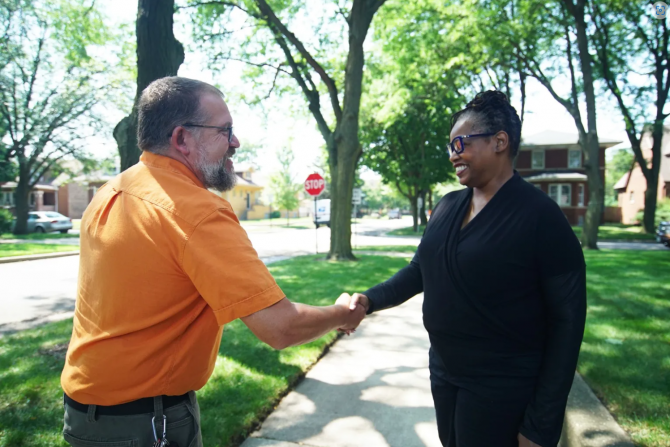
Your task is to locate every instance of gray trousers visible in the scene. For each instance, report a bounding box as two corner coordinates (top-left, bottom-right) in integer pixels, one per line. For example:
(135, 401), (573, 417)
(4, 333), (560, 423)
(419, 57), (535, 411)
(63, 391), (202, 447)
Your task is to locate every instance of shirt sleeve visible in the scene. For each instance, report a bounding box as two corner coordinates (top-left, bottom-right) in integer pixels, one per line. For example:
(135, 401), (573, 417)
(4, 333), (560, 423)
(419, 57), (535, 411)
(182, 207), (286, 325)
(519, 203), (587, 447)
(363, 250), (423, 314)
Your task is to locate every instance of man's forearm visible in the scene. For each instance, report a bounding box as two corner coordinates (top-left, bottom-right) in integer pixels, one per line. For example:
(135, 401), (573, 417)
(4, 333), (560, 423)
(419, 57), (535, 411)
(281, 302), (350, 348)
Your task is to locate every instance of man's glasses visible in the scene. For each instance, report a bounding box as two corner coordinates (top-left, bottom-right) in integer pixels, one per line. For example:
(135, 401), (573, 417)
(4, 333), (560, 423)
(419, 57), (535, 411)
(447, 133), (496, 156)
(181, 123), (234, 144)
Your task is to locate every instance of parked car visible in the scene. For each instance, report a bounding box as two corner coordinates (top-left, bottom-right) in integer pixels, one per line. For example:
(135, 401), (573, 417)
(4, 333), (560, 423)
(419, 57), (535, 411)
(24, 211), (73, 234)
(656, 221), (670, 247)
(387, 208), (401, 219)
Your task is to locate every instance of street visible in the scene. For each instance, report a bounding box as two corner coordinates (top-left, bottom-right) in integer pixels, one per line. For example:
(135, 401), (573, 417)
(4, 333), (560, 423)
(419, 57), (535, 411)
(0, 217), (419, 334)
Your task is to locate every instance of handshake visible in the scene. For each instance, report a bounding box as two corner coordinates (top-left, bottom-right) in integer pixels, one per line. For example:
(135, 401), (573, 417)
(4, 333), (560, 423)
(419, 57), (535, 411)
(335, 293), (370, 335)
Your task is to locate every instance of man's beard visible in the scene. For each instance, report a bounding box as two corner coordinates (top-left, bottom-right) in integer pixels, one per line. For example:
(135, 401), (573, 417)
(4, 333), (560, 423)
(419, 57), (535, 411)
(195, 146), (237, 192)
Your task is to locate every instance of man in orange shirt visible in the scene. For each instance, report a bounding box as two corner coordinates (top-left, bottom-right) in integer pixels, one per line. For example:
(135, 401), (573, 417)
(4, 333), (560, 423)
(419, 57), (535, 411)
(61, 77), (366, 447)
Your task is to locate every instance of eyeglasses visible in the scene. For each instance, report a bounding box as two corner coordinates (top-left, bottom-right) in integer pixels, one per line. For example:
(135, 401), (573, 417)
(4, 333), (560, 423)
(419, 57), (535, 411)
(181, 123), (234, 143)
(447, 133), (496, 156)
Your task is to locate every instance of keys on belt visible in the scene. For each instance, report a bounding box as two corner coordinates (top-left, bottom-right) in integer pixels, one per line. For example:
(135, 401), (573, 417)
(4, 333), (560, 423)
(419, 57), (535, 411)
(152, 415), (180, 447)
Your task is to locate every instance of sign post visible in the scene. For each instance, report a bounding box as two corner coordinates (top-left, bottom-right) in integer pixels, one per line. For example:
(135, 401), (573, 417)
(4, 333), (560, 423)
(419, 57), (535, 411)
(304, 173), (325, 254)
(352, 188), (362, 249)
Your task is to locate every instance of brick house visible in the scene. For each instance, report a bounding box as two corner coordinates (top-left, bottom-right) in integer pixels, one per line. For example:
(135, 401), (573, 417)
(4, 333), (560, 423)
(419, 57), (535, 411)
(0, 182), (59, 214)
(613, 127), (670, 224)
(517, 130), (622, 225)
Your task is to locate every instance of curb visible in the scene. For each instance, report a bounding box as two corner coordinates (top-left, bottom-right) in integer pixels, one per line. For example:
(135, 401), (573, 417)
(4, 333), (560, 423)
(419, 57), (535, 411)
(0, 251), (80, 264)
(560, 373), (634, 447)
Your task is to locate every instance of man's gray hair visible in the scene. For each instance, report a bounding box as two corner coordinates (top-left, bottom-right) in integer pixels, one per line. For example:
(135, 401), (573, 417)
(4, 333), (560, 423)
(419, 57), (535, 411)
(137, 77), (224, 154)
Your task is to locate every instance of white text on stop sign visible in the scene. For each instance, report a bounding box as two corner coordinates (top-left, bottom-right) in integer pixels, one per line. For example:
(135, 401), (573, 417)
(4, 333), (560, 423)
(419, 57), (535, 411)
(305, 179), (324, 190)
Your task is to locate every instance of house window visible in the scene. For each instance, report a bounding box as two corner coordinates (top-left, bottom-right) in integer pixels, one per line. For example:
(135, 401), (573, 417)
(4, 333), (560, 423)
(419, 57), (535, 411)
(1, 192), (13, 206)
(568, 149), (582, 168)
(29, 193), (35, 206)
(630, 191), (635, 203)
(549, 184), (572, 207)
(578, 184), (585, 207)
(532, 150), (545, 169)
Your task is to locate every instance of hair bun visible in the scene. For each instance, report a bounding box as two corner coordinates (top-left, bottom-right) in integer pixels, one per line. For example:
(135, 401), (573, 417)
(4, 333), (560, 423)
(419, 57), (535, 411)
(467, 90), (510, 109)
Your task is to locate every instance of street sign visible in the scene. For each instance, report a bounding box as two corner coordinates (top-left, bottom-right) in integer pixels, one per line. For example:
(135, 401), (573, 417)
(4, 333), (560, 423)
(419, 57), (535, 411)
(352, 188), (362, 205)
(304, 173), (325, 196)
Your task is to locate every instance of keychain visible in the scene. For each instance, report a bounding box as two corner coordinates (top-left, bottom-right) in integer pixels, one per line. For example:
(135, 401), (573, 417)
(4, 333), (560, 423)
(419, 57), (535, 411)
(151, 415), (180, 447)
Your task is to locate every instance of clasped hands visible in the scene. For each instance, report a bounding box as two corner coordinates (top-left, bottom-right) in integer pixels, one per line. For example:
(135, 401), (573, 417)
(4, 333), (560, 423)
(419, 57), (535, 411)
(335, 293), (370, 335)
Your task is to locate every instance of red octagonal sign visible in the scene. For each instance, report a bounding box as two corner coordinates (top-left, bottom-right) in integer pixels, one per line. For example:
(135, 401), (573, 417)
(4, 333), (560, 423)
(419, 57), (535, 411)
(304, 173), (325, 196)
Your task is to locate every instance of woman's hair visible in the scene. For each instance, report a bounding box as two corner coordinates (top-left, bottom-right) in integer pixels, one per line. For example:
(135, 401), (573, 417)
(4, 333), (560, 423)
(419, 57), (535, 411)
(450, 90), (522, 158)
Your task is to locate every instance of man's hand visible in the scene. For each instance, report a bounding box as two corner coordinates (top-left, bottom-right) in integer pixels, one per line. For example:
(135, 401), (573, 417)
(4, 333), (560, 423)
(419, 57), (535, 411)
(335, 293), (367, 334)
(348, 293), (370, 312)
(518, 433), (542, 447)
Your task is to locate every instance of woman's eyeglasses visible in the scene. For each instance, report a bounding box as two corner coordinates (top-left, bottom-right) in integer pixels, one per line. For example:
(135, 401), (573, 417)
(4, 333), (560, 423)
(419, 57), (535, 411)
(447, 133), (496, 156)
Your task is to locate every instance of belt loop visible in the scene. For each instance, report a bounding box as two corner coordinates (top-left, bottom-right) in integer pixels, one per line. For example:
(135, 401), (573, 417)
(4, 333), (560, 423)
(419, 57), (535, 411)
(86, 403), (97, 423)
(153, 395), (164, 420)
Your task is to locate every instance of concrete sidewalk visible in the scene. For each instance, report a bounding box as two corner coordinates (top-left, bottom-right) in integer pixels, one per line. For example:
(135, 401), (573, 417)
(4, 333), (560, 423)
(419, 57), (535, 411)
(242, 294), (441, 447)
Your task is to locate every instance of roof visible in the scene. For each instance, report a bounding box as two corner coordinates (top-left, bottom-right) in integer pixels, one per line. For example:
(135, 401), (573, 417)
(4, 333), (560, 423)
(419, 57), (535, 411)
(0, 181), (57, 191)
(613, 171), (631, 191)
(524, 172), (588, 182)
(521, 130), (622, 149)
(235, 174), (262, 189)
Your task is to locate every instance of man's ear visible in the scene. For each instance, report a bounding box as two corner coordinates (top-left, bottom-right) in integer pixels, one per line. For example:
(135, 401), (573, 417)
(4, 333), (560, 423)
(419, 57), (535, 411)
(172, 127), (191, 157)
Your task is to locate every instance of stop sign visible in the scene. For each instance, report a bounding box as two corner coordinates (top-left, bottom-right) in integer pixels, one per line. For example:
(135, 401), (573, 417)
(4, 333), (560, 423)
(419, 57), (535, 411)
(304, 173), (325, 196)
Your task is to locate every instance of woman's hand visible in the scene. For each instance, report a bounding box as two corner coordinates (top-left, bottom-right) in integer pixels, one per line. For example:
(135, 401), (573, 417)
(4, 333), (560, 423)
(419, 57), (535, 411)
(518, 433), (541, 447)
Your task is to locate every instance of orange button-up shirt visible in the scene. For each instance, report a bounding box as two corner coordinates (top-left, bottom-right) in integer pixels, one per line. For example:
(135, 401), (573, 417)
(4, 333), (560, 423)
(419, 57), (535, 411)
(61, 152), (285, 405)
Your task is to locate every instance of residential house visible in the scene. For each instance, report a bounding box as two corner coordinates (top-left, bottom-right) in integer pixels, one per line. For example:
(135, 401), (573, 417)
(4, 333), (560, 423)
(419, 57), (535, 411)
(0, 182), (59, 214)
(613, 127), (670, 224)
(217, 166), (270, 220)
(517, 130), (622, 225)
(55, 173), (115, 219)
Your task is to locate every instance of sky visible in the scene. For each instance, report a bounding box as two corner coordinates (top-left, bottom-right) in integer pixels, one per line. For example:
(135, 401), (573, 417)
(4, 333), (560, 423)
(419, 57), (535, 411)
(96, 0), (634, 186)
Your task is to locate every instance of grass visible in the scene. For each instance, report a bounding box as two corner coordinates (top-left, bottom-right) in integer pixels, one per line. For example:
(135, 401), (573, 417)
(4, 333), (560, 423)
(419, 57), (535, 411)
(387, 225), (426, 236)
(389, 223), (657, 241)
(0, 243), (78, 258)
(1, 233), (79, 240)
(573, 224), (656, 241)
(241, 217), (314, 231)
(579, 250), (670, 447)
(354, 245), (419, 253)
(0, 253), (412, 447)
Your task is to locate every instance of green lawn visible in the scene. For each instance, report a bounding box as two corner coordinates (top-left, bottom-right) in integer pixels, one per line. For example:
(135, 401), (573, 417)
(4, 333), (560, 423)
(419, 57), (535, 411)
(387, 225), (426, 236)
(354, 245), (419, 253)
(1, 233), (80, 240)
(389, 223), (656, 241)
(580, 250), (670, 447)
(573, 224), (655, 241)
(0, 254), (412, 447)
(240, 217), (313, 230)
(0, 243), (79, 258)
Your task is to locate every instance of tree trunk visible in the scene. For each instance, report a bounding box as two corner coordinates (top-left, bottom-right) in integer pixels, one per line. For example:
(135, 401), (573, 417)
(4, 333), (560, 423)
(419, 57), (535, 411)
(12, 175), (31, 235)
(116, 0), (185, 171)
(581, 132), (603, 249)
(568, 0), (602, 249)
(410, 195), (419, 232)
(428, 188), (433, 213)
(644, 121), (664, 232)
(326, 1), (380, 260)
(419, 189), (428, 226)
(328, 147), (357, 260)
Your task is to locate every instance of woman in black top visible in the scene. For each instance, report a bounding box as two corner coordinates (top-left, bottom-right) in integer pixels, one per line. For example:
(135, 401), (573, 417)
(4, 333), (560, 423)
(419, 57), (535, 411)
(350, 91), (586, 447)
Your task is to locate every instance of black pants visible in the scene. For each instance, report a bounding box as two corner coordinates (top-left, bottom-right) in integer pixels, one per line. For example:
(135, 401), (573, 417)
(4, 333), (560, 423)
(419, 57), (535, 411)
(429, 348), (533, 447)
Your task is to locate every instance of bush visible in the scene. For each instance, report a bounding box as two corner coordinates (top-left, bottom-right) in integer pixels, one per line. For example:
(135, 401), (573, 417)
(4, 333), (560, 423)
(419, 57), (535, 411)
(0, 209), (13, 233)
(634, 198), (670, 226)
(269, 210), (281, 218)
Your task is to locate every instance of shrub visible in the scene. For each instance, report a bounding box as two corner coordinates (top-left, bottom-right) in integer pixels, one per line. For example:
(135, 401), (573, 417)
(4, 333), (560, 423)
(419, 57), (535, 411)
(269, 210), (281, 218)
(634, 198), (670, 226)
(0, 209), (13, 233)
